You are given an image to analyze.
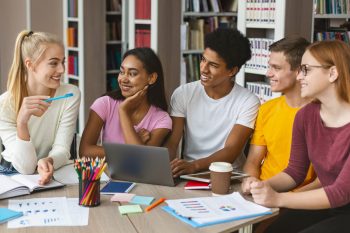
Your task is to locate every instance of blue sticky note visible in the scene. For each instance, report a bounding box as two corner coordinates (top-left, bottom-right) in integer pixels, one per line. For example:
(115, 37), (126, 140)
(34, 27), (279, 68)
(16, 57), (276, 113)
(130, 195), (155, 205)
(0, 208), (23, 224)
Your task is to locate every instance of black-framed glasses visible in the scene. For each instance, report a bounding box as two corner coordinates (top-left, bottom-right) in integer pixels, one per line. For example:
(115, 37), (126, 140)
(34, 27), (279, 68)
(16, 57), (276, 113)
(300, 64), (330, 76)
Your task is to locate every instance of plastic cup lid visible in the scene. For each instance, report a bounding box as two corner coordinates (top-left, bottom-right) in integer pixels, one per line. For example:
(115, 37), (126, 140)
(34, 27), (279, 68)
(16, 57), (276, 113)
(209, 162), (233, 173)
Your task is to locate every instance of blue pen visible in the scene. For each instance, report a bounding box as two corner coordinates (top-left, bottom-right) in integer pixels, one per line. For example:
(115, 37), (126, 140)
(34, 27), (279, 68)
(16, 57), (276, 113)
(44, 93), (74, 102)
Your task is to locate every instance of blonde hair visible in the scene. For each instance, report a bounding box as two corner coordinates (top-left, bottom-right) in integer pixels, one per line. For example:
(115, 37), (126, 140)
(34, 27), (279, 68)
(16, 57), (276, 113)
(7, 30), (63, 116)
(307, 40), (350, 103)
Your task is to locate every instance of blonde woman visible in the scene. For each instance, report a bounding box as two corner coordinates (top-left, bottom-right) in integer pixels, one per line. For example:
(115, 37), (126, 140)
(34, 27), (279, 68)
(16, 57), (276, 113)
(250, 40), (350, 233)
(0, 30), (80, 184)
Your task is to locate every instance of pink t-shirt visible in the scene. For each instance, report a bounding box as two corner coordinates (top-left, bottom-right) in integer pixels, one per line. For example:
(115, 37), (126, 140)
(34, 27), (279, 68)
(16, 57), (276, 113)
(91, 96), (172, 143)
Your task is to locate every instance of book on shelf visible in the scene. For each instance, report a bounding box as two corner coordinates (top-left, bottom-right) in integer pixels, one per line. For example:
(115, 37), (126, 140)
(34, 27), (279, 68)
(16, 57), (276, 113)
(221, 0), (238, 12)
(68, 54), (79, 76)
(0, 174), (64, 200)
(246, 38), (274, 71)
(135, 29), (151, 48)
(67, 27), (78, 47)
(135, 0), (151, 19)
(246, 81), (281, 104)
(106, 21), (122, 41)
(314, 0), (350, 14)
(107, 0), (121, 12)
(180, 171), (248, 183)
(246, 0), (276, 23)
(185, 0), (237, 13)
(67, 0), (78, 18)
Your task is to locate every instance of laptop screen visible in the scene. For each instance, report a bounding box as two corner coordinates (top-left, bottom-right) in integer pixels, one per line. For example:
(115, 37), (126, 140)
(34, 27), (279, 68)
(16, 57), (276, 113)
(103, 143), (176, 186)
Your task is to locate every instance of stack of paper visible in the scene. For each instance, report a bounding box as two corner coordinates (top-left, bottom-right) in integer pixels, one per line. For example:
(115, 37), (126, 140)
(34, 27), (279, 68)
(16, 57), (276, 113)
(7, 197), (89, 228)
(163, 192), (272, 228)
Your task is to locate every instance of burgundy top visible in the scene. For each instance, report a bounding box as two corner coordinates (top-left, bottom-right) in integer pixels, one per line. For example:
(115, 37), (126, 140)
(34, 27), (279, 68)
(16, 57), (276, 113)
(284, 102), (350, 208)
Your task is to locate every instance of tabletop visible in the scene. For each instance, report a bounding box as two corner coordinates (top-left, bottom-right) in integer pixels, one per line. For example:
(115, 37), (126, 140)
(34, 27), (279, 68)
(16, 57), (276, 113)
(0, 181), (279, 233)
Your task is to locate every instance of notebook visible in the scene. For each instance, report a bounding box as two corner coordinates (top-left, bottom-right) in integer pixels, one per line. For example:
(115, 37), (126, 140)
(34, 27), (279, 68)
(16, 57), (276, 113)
(100, 181), (135, 194)
(0, 208), (23, 224)
(184, 181), (210, 190)
(0, 174), (64, 200)
(180, 171), (249, 183)
(103, 143), (180, 186)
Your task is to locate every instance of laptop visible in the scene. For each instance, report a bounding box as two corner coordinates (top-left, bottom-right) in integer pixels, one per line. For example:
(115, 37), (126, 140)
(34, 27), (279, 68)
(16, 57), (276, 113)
(103, 143), (179, 186)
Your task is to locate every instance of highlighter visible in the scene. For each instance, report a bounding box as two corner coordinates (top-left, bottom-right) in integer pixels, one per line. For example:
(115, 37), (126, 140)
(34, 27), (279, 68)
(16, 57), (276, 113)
(44, 93), (74, 102)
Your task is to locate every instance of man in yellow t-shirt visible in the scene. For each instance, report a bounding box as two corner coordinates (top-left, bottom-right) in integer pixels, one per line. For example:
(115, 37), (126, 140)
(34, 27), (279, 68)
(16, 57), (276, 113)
(242, 36), (316, 194)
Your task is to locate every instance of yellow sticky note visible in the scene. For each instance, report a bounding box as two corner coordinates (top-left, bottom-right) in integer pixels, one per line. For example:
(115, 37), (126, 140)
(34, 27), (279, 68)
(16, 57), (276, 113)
(118, 205), (143, 215)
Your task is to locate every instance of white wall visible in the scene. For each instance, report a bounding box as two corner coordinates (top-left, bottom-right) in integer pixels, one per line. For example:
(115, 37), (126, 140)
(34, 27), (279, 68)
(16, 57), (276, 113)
(0, 0), (62, 93)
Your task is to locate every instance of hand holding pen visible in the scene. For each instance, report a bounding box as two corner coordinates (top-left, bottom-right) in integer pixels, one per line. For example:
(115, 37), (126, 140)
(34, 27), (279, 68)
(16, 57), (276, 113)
(44, 93), (74, 102)
(16, 93), (74, 141)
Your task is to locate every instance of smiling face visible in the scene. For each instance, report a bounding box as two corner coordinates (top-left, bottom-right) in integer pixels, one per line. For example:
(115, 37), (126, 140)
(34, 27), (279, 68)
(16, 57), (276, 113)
(297, 50), (332, 99)
(118, 55), (152, 98)
(26, 43), (65, 93)
(266, 51), (299, 93)
(200, 48), (236, 91)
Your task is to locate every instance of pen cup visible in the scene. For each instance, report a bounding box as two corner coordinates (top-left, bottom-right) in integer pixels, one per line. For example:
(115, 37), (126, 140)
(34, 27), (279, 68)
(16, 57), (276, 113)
(79, 178), (101, 207)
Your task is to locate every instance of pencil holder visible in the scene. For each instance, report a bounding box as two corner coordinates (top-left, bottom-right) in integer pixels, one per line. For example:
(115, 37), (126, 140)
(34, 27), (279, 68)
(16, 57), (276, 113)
(79, 178), (101, 207)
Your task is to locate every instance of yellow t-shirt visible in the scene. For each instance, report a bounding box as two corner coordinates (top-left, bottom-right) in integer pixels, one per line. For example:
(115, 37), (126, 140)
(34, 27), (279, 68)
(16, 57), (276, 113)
(251, 96), (315, 186)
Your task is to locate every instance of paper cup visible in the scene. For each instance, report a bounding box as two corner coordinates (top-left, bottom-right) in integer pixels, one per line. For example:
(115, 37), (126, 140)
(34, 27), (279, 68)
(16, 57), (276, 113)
(209, 162), (233, 196)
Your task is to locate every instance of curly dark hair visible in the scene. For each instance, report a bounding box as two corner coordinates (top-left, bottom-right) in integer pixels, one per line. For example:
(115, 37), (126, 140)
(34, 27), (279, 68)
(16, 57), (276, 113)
(204, 28), (251, 71)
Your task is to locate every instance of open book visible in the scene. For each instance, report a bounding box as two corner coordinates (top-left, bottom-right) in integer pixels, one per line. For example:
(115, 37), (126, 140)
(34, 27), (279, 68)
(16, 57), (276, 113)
(180, 171), (249, 183)
(0, 174), (64, 200)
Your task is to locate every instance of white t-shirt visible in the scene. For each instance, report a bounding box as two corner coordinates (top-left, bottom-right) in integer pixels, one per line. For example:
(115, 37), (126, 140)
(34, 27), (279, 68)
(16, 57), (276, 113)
(170, 81), (260, 170)
(0, 84), (80, 174)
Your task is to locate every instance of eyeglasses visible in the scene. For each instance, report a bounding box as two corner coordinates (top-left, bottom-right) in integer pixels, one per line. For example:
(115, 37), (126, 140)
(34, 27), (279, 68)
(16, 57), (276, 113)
(300, 64), (330, 76)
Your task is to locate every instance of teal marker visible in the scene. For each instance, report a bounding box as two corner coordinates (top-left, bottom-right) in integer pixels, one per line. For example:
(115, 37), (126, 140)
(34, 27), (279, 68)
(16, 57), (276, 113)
(44, 93), (73, 102)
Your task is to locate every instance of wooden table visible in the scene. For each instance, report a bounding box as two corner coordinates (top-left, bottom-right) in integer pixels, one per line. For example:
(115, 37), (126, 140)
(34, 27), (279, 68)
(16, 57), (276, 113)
(0, 182), (278, 233)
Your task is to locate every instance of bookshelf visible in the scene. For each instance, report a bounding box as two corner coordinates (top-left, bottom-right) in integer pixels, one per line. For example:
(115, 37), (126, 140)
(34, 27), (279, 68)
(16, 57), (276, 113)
(180, 0), (238, 85)
(236, 0), (313, 103)
(105, 0), (127, 92)
(63, 0), (105, 135)
(127, 0), (157, 50)
(125, 0), (181, 101)
(312, 0), (350, 43)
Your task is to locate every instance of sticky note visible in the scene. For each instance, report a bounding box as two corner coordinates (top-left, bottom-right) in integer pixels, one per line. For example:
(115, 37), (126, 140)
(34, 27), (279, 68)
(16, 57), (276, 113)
(118, 205), (143, 215)
(0, 208), (23, 224)
(110, 193), (136, 202)
(130, 195), (155, 205)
